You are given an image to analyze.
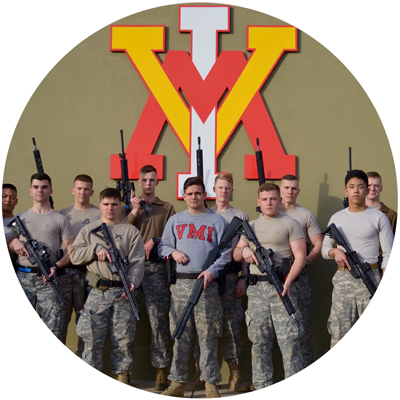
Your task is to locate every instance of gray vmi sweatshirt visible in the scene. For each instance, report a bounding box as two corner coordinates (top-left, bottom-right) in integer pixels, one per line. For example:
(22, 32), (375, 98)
(158, 209), (231, 278)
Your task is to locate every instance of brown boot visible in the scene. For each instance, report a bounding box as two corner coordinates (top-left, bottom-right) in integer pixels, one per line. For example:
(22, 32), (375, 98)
(249, 382), (256, 391)
(114, 372), (130, 385)
(205, 382), (221, 398)
(161, 381), (184, 397)
(227, 358), (249, 392)
(155, 367), (169, 391)
(185, 361), (205, 391)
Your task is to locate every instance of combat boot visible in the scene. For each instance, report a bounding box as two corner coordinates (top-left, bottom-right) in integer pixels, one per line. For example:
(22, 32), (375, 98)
(114, 372), (130, 385)
(205, 382), (221, 398)
(227, 358), (249, 392)
(249, 382), (255, 391)
(155, 367), (169, 391)
(161, 381), (184, 397)
(185, 361), (205, 391)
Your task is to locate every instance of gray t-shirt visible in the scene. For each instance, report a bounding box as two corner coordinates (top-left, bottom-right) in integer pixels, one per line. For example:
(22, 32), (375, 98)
(241, 213), (304, 275)
(322, 207), (393, 269)
(158, 208), (231, 278)
(9, 208), (74, 266)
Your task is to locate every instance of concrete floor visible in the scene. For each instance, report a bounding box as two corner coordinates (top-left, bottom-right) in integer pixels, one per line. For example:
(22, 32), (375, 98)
(131, 381), (250, 397)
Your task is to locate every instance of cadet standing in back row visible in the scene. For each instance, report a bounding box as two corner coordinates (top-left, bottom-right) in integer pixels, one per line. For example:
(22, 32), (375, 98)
(125, 165), (175, 390)
(279, 174), (322, 367)
(234, 182), (306, 389)
(58, 174), (101, 357)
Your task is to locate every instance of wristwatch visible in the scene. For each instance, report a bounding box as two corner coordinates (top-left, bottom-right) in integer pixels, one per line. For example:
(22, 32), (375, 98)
(152, 237), (158, 244)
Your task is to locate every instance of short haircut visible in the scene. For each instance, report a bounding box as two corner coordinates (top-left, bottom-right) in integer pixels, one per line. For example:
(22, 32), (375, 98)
(30, 172), (52, 187)
(74, 174), (93, 185)
(183, 176), (205, 193)
(214, 173), (233, 185)
(3, 183), (17, 193)
(366, 171), (382, 181)
(99, 188), (121, 202)
(345, 169), (368, 187)
(281, 174), (298, 181)
(140, 165), (157, 175)
(258, 182), (280, 196)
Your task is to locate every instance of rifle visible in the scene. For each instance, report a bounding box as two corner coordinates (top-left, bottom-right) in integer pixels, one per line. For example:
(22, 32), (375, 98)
(165, 256), (176, 284)
(322, 223), (377, 297)
(343, 147), (352, 208)
(255, 138), (265, 213)
(89, 223), (141, 321)
(7, 216), (65, 308)
(196, 137), (203, 179)
(172, 216), (243, 340)
(238, 217), (300, 328)
(32, 137), (54, 209)
(196, 136), (207, 208)
(116, 130), (136, 215)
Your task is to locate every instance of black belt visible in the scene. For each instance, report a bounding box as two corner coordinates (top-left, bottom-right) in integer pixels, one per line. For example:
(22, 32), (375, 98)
(98, 279), (124, 288)
(254, 275), (269, 282)
(65, 264), (87, 272)
(176, 272), (200, 279)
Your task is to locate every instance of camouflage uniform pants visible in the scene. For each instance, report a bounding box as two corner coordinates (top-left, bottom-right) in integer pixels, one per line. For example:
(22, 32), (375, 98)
(17, 271), (65, 339)
(136, 261), (170, 368)
(76, 287), (138, 375)
(169, 280), (222, 384)
(292, 270), (313, 367)
(193, 273), (244, 362)
(59, 270), (86, 356)
(246, 281), (303, 389)
(328, 269), (381, 348)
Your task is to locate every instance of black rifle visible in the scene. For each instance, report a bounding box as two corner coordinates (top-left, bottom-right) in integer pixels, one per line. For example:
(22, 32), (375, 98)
(32, 137), (54, 209)
(7, 216), (65, 308)
(196, 137), (203, 179)
(172, 216), (243, 340)
(196, 136), (207, 208)
(238, 217), (300, 328)
(165, 256), (176, 284)
(323, 223), (377, 297)
(255, 138), (265, 213)
(343, 147), (352, 208)
(116, 130), (136, 216)
(89, 223), (141, 321)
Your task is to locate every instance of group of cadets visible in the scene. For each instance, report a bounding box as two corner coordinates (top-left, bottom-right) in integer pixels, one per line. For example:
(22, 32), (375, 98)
(2, 166), (395, 398)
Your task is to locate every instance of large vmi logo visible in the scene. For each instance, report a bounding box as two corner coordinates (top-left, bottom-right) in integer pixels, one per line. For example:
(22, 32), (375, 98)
(110, 5), (297, 199)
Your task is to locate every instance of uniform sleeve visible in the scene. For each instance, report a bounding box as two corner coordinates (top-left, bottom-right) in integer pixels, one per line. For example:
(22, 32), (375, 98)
(158, 218), (177, 258)
(379, 214), (394, 269)
(60, 216), (75, 241)
(127, 230), (145, 288)
(306, 211), (322, 236)
(206, 218), (232, 278)
(321, 217), (335, 260)
(70, 228), (104, 265)
(289, 219), (304, 242)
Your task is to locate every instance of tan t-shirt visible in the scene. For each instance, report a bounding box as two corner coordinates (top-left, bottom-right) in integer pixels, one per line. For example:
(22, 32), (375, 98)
(241, 213), (304, 275)
(70, 220), (145, 288)
(280, 204), (321, 240)
(59, 204), (102, 237)
(9, 208), (74, 266)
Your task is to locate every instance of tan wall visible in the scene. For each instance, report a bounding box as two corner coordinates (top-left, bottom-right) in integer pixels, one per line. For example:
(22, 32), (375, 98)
(3, 3), (397, 386)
